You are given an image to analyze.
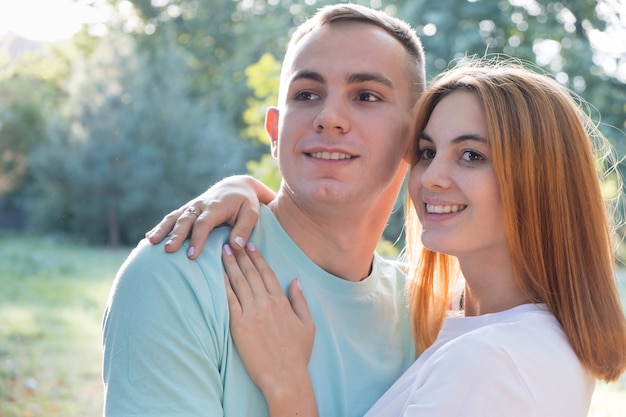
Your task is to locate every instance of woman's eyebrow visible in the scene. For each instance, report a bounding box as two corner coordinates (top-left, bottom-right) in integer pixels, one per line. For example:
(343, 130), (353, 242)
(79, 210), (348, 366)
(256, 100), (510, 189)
(418, 132), (432, 142)
(418, 132), (488, 144)
(452, 134), (489, 145)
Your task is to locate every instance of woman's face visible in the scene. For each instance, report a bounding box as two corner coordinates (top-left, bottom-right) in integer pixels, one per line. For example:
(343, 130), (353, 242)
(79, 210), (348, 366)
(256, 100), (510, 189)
(408, 90), (506, 260)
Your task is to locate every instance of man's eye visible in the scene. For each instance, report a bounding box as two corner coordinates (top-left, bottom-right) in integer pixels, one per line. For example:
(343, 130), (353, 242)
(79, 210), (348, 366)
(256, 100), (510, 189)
(357, 92), (380, 102)
(296, 91), (318, 101)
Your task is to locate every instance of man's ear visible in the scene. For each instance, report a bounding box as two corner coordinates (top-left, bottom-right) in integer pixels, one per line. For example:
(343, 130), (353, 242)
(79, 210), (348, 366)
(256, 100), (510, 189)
(265, 107), (279, 158)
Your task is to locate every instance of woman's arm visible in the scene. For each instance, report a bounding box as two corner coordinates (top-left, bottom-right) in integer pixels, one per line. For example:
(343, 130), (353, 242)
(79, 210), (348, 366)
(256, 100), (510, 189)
(222, 242), (319, 417)
(145, 175), (276, 259)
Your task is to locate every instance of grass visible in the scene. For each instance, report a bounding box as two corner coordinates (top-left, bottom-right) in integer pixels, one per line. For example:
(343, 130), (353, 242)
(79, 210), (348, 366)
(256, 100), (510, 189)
(0, 232), (625, 416)
(0, 233), (129, 417)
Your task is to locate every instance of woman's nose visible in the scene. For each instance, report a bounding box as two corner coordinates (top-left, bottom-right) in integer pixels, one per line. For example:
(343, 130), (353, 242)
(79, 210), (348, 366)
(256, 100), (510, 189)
(418, 156), (452, 190)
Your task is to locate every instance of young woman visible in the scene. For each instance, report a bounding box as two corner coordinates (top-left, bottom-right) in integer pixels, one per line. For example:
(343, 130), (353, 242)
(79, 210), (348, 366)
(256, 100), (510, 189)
(149, 59), (626, 416)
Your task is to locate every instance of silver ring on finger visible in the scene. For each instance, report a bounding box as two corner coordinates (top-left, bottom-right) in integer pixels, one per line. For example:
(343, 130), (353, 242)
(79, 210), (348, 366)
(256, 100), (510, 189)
(186, 206), (199, 217)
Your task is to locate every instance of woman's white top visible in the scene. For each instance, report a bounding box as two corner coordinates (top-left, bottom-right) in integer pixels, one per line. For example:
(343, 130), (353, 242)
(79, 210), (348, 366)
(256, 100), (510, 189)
(365, 303), (594, 417)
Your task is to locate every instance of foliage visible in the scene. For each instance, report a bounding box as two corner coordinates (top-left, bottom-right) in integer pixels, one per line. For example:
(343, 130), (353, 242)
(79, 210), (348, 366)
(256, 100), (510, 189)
(400, 0), (625, 141)
(242, 53), (281, 145)
(247, 153), (281, 191)
(0, 41), (69, 223)
(0, 0), (624, 247)
(24, 29), (258, 246)
(0, 92), (43, 196)
(111, 0), (298, 129)
(242, 53), (282, 191)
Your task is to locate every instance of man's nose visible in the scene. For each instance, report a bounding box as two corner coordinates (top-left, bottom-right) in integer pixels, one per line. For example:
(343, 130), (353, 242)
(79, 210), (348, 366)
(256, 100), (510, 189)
(313, 97), (350, 134)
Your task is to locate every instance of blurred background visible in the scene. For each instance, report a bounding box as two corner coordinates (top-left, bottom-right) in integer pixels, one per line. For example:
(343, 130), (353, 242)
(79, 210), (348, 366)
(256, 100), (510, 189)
(1, 0), (625, 249)
(0, 0), (625, 416)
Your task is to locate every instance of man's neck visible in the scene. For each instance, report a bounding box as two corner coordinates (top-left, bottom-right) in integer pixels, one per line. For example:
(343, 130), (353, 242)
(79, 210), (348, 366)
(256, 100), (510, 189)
(268, 198), (389, 282)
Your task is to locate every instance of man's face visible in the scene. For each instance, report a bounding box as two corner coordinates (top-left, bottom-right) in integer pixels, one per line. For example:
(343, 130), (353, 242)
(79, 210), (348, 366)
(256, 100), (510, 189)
(266, 22), (416, 213)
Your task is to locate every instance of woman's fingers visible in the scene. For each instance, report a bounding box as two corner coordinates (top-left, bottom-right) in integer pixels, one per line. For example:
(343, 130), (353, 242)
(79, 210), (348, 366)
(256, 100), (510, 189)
(145, 207), (186, 245)
(222, 242), (316, 399)
(228, 200), (259, 250)
(145, 204), (204, 255)
(224, 243), (313, 330)
(145, 175), (268, 259)
(223, 271), (242, 321)
(288, 279), (314, 335)
(222, 244), (256, 307)
(223, 243), (315, 355)
(244, 243), (286, 297)
(185, 203), (234, 258)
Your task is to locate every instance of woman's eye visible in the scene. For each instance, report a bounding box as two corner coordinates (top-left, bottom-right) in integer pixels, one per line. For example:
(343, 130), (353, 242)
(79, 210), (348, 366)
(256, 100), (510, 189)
(418, 148), (436, 161)
(462, 150), (484, 162)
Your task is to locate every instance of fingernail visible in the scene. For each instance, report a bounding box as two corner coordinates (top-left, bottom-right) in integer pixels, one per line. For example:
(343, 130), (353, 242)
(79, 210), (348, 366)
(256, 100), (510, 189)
(223, 244), (233, 256)
(187, 246), (195, 258)
(234, 236), (245, 248)
(165, 239), (173, 247)
(147, 231), (156, 240)
(246, 242), (257, 252)
(296, 278), (302, 291)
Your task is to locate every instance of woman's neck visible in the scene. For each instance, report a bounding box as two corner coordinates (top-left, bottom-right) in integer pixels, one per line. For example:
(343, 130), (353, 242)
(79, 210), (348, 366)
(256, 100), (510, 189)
(459, 253), (530, 316)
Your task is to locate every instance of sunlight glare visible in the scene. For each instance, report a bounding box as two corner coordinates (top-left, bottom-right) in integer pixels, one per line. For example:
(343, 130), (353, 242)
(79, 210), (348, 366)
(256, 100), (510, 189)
(0, 0), (108, 42)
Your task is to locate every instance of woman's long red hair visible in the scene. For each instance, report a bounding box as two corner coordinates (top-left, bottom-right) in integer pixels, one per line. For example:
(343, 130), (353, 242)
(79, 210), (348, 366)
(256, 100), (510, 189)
(405, 61), (626, 382)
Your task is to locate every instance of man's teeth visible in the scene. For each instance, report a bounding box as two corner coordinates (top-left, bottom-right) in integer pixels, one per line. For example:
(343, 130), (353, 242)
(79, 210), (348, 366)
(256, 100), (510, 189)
(310, 151), (353, 160)
(426, 204), (465, 214)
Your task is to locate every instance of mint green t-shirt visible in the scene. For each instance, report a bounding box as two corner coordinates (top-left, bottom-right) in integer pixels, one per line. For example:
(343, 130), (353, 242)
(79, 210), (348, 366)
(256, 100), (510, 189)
(103, 205), (415, 417)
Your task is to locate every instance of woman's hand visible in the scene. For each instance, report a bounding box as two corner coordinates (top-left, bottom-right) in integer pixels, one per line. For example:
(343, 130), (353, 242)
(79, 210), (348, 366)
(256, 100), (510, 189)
(223, 243), (319, 417)
(145, 175), (276, 259)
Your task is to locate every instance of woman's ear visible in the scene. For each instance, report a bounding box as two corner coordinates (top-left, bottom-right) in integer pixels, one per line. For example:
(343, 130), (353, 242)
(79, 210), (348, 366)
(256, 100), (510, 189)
(265, 107), (279, 158)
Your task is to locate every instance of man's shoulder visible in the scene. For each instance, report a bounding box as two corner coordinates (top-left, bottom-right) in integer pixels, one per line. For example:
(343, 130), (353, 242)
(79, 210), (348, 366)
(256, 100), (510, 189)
(106, 234), (232, 327)
(115, 229), (230, 291)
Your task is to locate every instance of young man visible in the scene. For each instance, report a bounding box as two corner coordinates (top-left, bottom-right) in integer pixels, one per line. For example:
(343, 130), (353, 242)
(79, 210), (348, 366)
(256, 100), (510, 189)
(102, 4), (425, 416)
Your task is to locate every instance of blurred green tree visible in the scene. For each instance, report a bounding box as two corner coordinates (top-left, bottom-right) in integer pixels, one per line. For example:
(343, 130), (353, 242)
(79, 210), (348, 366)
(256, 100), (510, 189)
(108, 0), (300, 129)
(0, 40), (72, 228)
(241, 52), (280, 190)
(3, 0), (623, 249)
(26, 29), (258, 246)
(400, 0), (625, 139)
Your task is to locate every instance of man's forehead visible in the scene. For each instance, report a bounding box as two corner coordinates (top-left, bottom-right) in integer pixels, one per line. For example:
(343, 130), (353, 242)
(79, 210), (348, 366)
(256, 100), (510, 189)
(282, 23), (407, 79)
(290, 21), (400, 55)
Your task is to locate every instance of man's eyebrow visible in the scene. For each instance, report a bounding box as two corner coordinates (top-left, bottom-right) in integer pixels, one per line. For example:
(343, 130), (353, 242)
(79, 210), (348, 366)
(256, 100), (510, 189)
(290, 70), (325, 84)
(347, 72), (394, 89)
(289, 71), (394, 90)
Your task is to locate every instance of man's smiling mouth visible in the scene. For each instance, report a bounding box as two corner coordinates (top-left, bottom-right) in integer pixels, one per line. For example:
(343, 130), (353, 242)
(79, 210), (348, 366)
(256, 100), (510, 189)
(308, 152), (354, 160)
